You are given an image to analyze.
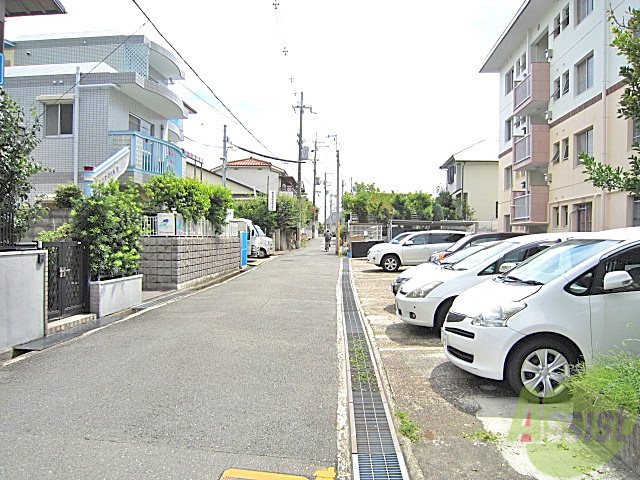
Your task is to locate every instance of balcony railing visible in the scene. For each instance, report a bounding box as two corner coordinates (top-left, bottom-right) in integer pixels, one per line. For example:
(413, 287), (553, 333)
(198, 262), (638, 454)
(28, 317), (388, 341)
(513, 193), (530, 220)
(514, 134), (531, 164)
(514, 74), (531, 109)
(110, 130), (183, 177)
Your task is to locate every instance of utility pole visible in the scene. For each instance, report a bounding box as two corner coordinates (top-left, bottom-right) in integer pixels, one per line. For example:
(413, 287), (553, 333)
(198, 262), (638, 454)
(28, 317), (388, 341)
(311, 134), (328, 239)
(221, 125), (228, 187)
(323, 172), (328, 230)
(327, 134), (340, 254)
(293, 92), (312, 248)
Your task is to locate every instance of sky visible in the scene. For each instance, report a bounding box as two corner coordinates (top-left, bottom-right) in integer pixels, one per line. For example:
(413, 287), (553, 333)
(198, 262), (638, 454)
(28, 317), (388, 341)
(5, 0), (525, 203)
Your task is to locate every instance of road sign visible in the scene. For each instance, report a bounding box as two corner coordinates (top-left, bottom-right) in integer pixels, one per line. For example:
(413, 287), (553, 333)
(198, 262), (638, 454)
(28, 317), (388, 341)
(268, 190), (277, 211)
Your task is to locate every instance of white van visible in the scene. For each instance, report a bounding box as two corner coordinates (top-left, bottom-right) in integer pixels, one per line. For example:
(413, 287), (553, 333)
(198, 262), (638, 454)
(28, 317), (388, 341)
(229, 218), (274, 258)
(442, 227), (640, 402)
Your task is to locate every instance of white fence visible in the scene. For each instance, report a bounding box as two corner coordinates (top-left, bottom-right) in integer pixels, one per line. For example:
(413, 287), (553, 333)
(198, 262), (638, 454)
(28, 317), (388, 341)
(348, 223), (383, 240)
(141, 215), (238, 237)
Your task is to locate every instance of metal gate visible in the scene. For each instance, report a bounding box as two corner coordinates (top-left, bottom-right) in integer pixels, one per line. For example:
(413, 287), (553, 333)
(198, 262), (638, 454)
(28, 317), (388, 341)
(43, 241), (89, 321)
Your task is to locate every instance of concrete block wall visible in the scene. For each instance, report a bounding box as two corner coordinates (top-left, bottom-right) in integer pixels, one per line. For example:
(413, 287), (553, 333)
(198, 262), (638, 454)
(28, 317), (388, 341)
(141, 237), (241, 291)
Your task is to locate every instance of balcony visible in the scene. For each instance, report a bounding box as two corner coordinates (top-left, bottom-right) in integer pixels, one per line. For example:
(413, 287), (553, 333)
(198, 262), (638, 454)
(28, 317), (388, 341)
(512, 123), (550, 171)
(110, 131), (183, 177)
(167, 119), (184, 143)
(511, 186), (549, 225)
(513, 62), (550, 117)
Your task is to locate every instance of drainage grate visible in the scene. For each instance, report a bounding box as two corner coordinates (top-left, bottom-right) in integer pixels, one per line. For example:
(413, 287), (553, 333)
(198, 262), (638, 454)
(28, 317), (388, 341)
(341, 259), (409, 480)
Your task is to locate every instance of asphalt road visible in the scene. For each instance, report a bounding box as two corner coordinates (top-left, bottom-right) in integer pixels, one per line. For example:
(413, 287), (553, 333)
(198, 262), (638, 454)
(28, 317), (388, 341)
(0, 240), (340, 480)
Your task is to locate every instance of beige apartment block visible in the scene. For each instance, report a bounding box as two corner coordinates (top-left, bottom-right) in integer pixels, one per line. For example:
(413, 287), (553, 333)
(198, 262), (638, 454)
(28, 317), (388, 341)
(440, 145), (499, 230)
(484, 0), (640, 233)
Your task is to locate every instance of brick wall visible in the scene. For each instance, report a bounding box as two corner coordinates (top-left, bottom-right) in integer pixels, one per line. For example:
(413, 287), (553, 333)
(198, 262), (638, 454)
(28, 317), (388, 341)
(140, 237), (241, 291)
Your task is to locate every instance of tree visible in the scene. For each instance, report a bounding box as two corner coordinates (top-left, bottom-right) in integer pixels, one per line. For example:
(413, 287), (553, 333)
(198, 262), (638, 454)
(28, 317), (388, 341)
(583, 8), (640, 195)
(0, 88), (47, 242)
(54, 183), (84, 208)
(72, 181), (142, 280)
(206, 185), (233, 233)
(145, 172), (211, 221)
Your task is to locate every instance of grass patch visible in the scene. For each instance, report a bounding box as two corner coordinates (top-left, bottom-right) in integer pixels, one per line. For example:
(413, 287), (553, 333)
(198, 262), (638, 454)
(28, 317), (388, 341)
(565, 352), (640, 415)
(462, 429), (502, 443)
(395, 411), (421, 442)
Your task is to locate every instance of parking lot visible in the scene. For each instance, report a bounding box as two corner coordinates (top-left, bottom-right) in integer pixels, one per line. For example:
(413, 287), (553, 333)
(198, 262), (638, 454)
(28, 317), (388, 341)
(349, 257), (632, 480)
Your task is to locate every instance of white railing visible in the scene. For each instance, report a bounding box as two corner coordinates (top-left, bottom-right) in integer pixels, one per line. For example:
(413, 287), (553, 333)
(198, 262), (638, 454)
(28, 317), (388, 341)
(514, 134), (531, 164)
(514, 74), (531, 108)
(513, 194), (530, 220)
(141, 215), (231, 237)
(348, 223), (383, 240)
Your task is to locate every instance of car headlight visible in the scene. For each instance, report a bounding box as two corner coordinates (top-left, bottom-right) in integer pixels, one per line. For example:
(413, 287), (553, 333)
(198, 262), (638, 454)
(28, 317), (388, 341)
(405, 281), (443, 298)
(471, 302), (526, 327)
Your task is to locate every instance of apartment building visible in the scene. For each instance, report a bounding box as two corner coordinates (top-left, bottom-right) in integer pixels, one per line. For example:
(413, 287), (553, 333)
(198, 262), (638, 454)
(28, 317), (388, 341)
(4, 33), (193, 196)
(439, 142), (499, 229)
(482, 0), (640, 232)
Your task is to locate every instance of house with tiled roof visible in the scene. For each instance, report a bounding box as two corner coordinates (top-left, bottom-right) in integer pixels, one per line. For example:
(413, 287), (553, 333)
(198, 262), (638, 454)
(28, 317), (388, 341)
(210, 158), (298, 196)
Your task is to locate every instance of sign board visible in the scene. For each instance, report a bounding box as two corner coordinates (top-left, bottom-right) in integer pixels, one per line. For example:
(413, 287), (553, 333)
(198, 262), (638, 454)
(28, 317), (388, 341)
(0, 54), (4, 86)
(268, 190), (277, 211)
(157, 213), (176, 236)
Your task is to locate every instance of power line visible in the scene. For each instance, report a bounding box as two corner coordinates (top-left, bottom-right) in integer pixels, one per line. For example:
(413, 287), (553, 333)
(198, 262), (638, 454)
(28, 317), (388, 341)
(231, 143), (303, 164)
(130, 0), (272, 153)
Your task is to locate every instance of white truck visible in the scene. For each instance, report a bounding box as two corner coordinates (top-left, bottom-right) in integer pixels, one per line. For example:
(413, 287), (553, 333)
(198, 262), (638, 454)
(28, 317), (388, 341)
(229, 218), (274, 258)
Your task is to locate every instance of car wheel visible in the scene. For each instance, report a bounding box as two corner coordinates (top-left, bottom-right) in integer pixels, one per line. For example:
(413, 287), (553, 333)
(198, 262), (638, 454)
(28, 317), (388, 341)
(258, 248), (267, 258)
(433, 297), (454, 330)
(381, 254), (400, 272)
(506, 336), (579, 403)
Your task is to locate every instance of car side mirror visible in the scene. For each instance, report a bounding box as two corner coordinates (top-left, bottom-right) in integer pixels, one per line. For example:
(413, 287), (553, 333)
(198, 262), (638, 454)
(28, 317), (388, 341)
(499, 262), (517, 273)
(603, 271), (633, 291)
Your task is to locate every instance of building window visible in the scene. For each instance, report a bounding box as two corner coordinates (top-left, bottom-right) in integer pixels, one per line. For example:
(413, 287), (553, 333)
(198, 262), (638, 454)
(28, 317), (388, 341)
(576, 127), (593, 164)
(633, 197), (640, 226)
(561, 205), (569, 227)
(552, 206), (560, 227)
(633, 119), (640, 147)
(129, 114), (154, 137)
(505, 118), (513, 142)
(562, 137), (569, 161)
(553, 14), (562, 37)
(562, 70), (570, 95)
(551, 142), (560, 163)
(504, 166), (512, 190)
(576, 0), (593, 24)
(45, 103), (73, 136)
(576, 53), (594, 94)
(504, 215), (512, 232)
(447, 167), (455, 184)
(553, 77), (561, 100)
(563, 5), (570, 28)
(576, 202), (593, 232)
(505, 68), (514, 95)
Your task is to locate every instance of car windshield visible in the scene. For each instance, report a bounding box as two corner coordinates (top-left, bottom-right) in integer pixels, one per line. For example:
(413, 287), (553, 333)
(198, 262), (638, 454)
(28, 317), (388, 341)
(445, 235), (471, 252)
(255, 225), (265, 236)
(440, 243), (491, 265)
(389, 232), (411, 244)
(499, 239), (621, 285)
(452, 241), (519, 270)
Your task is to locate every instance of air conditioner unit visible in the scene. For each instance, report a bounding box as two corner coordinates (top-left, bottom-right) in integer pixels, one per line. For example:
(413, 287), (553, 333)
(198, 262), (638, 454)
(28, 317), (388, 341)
(545, 49), (553, 60)
(544, 111), (553, 121)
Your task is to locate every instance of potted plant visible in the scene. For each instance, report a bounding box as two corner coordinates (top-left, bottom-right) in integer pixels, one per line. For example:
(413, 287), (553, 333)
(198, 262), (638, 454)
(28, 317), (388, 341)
(72, 180), (143, 317)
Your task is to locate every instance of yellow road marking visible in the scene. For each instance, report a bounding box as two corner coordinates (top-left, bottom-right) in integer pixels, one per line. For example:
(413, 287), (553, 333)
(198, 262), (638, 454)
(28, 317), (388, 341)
(220, 467), (336, 480)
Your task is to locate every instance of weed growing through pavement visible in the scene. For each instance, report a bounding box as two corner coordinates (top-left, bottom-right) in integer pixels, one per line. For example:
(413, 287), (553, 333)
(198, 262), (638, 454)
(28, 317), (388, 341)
(395, 411), (421, 442)
(349, 337), (377, 389)
(462, 429), (502, 443)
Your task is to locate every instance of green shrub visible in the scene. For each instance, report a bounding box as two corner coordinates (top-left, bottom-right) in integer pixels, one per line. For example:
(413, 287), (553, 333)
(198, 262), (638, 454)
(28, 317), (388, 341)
(206, 185), (233, 233)
(54, 184), (83, 208)
(566, 352), (640, 415)
(146, 172), (210, 221)
(72, 181), (142, 280)
(36, 223), (72, 242)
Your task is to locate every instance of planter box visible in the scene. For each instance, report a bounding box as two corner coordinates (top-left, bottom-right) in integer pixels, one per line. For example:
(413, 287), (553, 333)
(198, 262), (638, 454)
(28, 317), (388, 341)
(89, 274), (142, 317)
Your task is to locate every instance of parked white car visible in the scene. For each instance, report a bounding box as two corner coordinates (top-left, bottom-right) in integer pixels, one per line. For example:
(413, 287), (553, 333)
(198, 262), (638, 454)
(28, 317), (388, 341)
(442, 227), (640, 401)
(391, 242), (499, 295)
(367, 230), (466, 272)
(395, 233), (578, 330)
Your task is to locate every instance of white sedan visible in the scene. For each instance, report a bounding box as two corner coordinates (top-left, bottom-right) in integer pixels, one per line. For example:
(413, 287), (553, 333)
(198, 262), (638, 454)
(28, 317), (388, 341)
(394, 233), (578, 330)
